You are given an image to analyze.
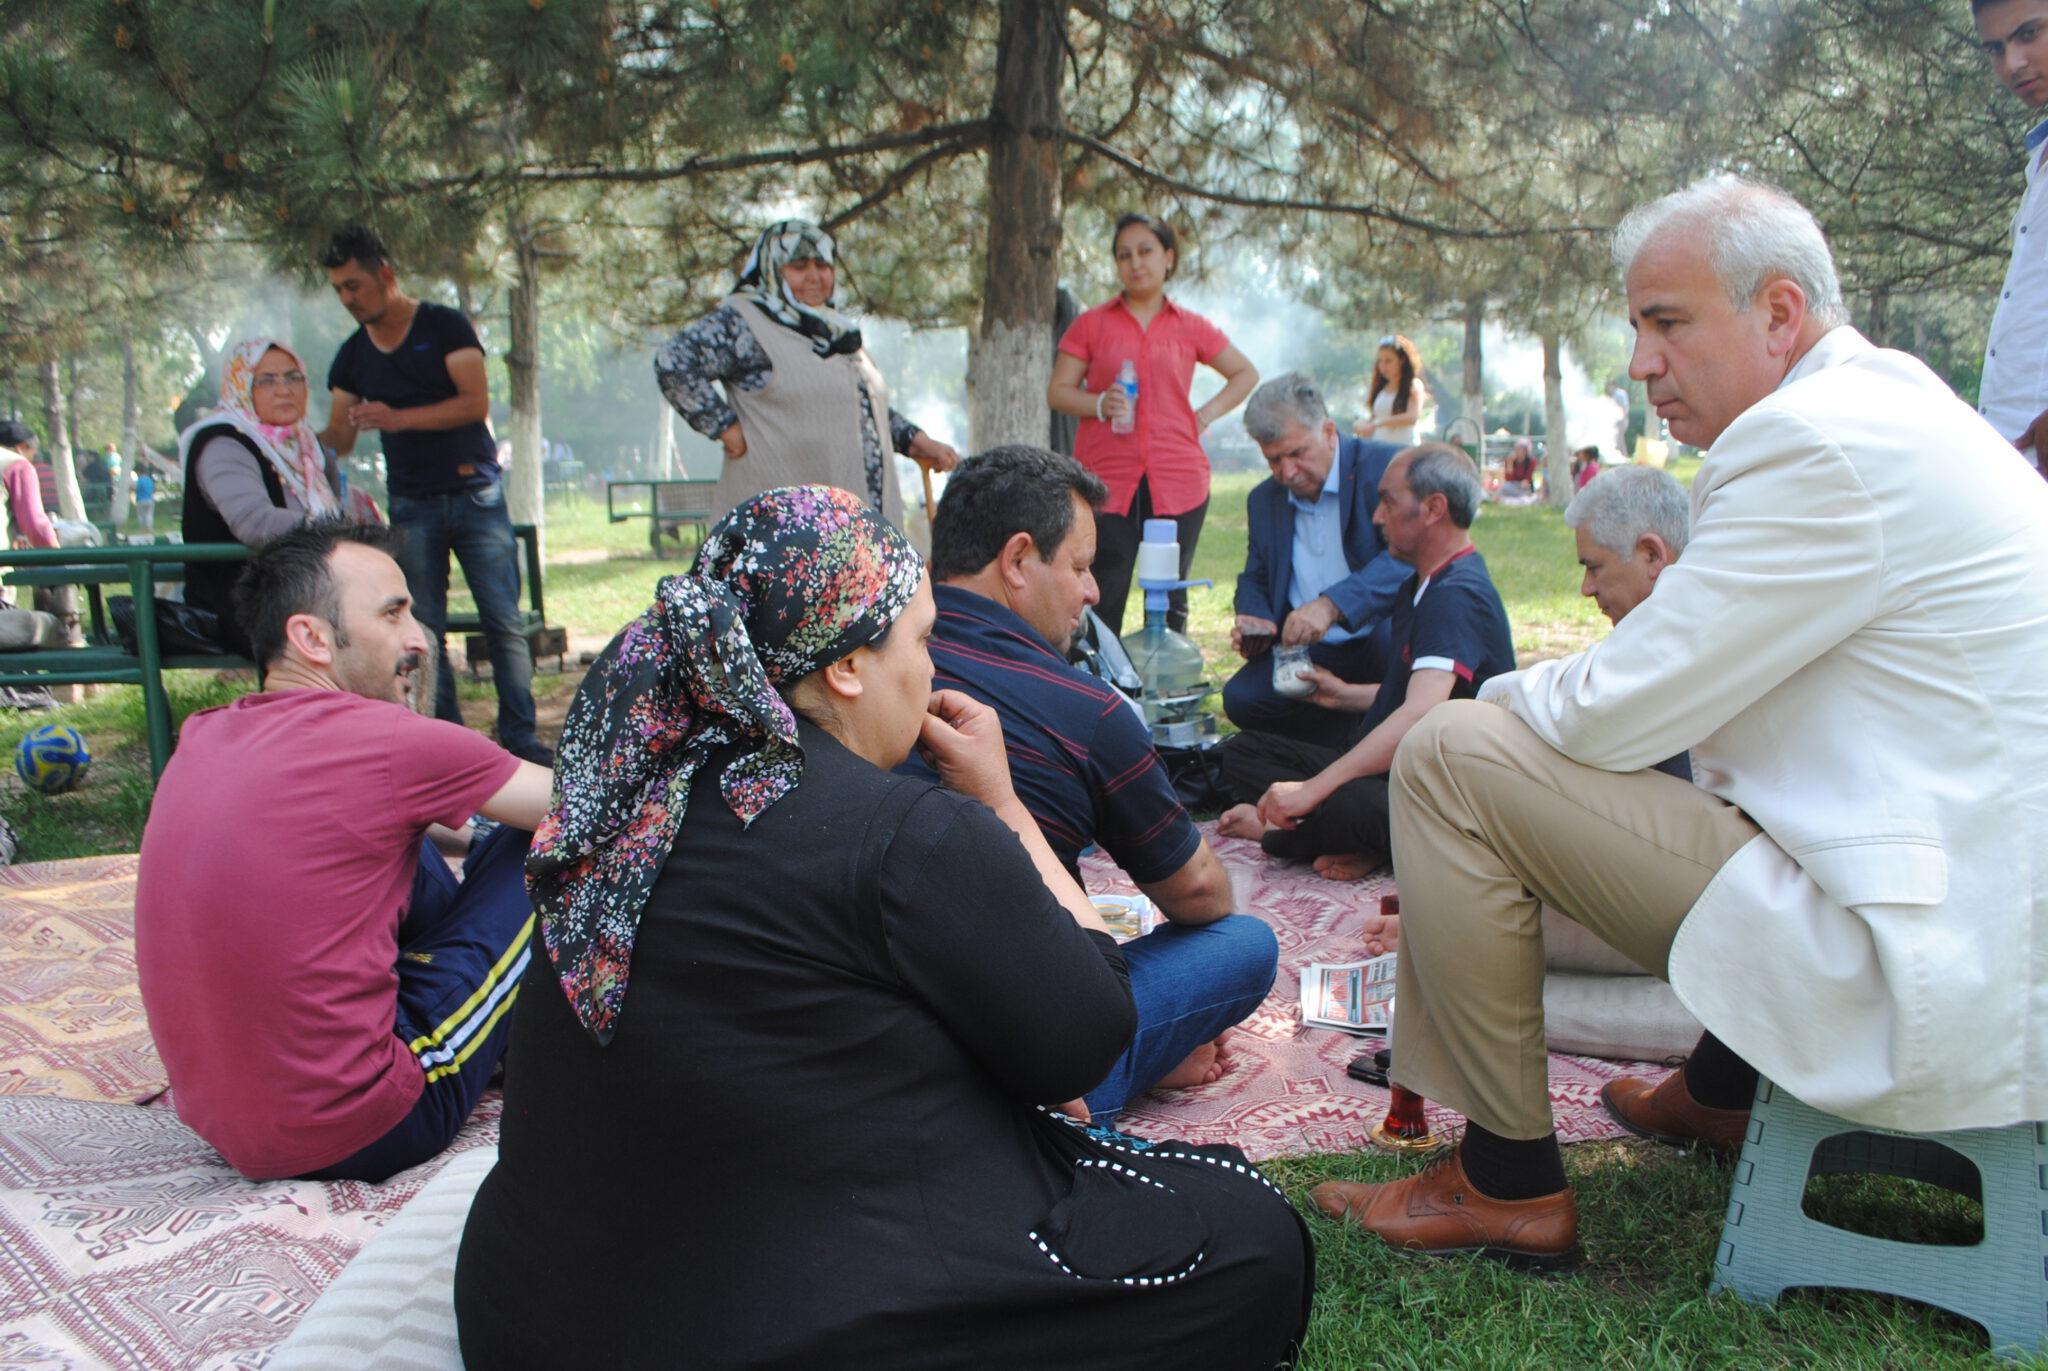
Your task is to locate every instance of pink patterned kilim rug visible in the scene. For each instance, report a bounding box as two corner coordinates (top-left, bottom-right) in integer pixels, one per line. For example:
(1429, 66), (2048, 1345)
(0, 1092), (499, 1371)
(0, 857), (166, 1105)
(1083, 824), (1671, 1159)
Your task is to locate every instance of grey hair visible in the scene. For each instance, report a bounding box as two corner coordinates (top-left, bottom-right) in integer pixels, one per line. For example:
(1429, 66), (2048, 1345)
(1611, 175), (1850, 330)
(1400, 442), (1483, 530)
(1564, 465), (1691, 558)
(1242, 371), (1330, 445)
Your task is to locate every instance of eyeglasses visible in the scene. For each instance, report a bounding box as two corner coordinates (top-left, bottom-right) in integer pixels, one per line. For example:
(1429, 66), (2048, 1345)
(252, 371), (307, 390)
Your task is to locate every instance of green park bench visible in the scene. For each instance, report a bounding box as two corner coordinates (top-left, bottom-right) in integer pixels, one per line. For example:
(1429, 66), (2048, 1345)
(0, 524), (560, 779)
(607, 478), (718, 557)
(0, 542), (257, 778)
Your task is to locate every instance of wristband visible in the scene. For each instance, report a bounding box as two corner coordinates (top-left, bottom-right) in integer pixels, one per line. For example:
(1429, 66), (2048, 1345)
(1094, 391), (1107, 421)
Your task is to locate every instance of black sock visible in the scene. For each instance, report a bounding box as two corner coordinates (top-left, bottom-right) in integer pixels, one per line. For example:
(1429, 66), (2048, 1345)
(1457, 1122), (1567, 1200)
(1681, 1032), (1758, 1111)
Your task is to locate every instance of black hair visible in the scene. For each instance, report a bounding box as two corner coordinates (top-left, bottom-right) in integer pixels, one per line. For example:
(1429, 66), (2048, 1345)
(0, 419), (36, 451)
(233, 518), (406, 668)
(1112, 213), (1179, 279)
(929, 445), (1108, 580)
(320, 224), (392, 274)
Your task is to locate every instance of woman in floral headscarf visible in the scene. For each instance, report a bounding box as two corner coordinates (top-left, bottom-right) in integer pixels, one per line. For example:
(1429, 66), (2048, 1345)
(455, 485), (1310, 1371)
(654, 219), (958, 530)
(176, 340), (345, 650)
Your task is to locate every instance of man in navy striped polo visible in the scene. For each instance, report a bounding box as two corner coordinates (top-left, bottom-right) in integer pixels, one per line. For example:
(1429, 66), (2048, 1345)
(904, 445), (1278, 1123)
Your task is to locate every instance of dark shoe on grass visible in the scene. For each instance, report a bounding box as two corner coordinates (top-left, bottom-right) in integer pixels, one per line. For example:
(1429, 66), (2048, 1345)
(1309, 1151), (1579, 1272)
(1601, 1071), (1748, 1158)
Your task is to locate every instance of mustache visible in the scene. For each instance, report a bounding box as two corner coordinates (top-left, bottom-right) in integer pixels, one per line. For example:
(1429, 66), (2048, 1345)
(396, 653), (424, 675)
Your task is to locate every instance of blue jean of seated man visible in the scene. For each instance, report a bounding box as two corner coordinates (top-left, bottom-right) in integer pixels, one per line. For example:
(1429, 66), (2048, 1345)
(1083, 912), (1280, 1122)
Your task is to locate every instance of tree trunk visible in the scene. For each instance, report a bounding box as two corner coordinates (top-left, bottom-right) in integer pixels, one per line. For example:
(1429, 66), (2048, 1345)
(967, 0), (1068, 452)
(111, 336), (139, 528)
(1461, 298), (1485, 457)
(1541, 331), (1572, 507)
(40, 357), (84, 522)
(653, 400), (675, 479)
(1866, 288), (1890, 349)
(505, 219), (545, 533)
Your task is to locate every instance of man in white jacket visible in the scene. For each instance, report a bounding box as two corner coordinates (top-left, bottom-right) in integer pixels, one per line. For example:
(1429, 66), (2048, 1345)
(1313, 175), (2048, 1272)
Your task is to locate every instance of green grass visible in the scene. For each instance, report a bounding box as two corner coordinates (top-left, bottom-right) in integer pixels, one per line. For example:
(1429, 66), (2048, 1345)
(1267, 1143), (2009, 1368)
(4, 470), (2027, 1366)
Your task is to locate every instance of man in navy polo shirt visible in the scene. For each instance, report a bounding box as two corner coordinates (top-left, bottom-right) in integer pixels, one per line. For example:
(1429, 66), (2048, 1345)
(906, 445), (1278, 1123)
(1215, 443), (1513, 880)
(1225, 372), (1408, 748)
(318, 224), (550, 765)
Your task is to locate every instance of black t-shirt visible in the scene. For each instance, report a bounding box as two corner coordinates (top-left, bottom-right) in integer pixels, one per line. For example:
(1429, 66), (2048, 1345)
(327, 300), (498, 498)
(1355, 544), (1516, 738)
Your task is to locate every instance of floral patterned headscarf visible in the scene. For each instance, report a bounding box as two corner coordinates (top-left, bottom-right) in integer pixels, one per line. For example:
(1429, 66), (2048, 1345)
(735, 218), (863, 358)
(177, 339), (340, 517)
(530, 484), (924, 1043)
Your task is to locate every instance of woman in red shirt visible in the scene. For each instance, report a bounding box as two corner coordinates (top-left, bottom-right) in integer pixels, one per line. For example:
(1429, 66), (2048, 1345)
(1047, 215), (1258, 634)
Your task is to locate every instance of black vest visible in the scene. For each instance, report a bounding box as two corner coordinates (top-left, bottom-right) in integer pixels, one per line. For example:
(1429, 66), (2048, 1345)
(181, 425), (287, 648)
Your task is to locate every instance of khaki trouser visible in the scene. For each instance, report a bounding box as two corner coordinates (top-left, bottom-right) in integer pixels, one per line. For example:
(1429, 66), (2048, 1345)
(1388, 700), (1761, 1140)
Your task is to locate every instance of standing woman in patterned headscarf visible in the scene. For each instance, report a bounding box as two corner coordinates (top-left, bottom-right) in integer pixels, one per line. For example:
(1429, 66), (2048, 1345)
(455, 484), (1311, 1371)
(655, 219), (959, 529)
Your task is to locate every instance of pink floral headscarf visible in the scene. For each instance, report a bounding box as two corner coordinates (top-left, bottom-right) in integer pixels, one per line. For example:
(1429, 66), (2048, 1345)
(197, 339), (340, 517)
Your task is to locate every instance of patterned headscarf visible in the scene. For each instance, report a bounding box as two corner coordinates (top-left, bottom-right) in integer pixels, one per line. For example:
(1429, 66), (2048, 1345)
(530, 484), (924, 1043)
(735, 218), (864, 358)
(177, 339), (340, 517)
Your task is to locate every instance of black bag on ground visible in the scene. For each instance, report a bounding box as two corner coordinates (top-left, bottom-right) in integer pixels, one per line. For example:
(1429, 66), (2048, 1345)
(111, 596), (230, 656)
(1158, 741), (1233, 815)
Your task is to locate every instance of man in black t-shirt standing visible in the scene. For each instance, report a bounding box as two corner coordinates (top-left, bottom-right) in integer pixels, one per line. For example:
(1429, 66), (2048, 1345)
(318, 226), (549, 764)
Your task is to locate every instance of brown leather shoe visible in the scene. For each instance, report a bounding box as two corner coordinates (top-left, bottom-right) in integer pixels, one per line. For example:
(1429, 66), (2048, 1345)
(1601, 1071), (1750, 1158)
(1310, 1152), (1579, 1272)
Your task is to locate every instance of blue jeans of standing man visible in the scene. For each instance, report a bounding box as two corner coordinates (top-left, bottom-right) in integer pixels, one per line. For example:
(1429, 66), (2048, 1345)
(1083, 913), (1280, 1122)
(389, 483), (539, 754)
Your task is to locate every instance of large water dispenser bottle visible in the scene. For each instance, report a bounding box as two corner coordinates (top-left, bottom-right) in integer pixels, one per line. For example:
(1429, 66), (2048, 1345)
(1127, 519), (1213, 743)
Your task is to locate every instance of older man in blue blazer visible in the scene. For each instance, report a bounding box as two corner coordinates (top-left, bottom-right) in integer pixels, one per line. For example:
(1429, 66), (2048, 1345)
(1224, 372), (1409, 748)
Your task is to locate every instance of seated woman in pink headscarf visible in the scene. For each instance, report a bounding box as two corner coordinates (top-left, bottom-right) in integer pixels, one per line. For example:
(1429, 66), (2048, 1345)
(175, 340), (348, 651)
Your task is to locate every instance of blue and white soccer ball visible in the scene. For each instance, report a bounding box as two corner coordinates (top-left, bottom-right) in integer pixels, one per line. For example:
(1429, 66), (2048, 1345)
(15, 724), (91, 795)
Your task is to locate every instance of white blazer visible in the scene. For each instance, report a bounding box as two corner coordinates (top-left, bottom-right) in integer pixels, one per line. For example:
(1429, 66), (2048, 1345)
(1482, 328), (2048, 1130)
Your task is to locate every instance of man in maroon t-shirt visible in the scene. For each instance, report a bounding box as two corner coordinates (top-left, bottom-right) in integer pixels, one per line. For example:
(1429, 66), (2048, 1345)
(136, 522), (553, 1181)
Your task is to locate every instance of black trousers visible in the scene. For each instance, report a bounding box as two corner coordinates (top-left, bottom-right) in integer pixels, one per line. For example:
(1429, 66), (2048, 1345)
(1094, 477), (1208, 635)
(1212, 729), (1393, 863)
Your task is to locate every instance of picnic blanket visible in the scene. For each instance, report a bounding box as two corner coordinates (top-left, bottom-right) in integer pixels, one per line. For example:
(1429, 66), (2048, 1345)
(1085, 827), (1670, 1152)
(0, 857), (164, 1105)
(0, 842), (1668, 1369)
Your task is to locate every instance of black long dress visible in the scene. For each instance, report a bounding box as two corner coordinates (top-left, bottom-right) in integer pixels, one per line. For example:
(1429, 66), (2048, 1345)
(454, 723), (1312, 1370)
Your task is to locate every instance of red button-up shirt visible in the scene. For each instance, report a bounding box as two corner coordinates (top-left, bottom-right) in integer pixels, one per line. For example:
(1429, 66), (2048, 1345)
(1058, 295), (1230, 517)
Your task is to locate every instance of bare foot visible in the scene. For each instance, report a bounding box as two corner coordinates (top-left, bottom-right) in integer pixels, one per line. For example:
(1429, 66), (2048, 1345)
(1153, 1040), (1228, 1091)
(1359, 913), (1400, 957)
(1312, 852), (1381, 882)
(1215, 803), (1268, 841)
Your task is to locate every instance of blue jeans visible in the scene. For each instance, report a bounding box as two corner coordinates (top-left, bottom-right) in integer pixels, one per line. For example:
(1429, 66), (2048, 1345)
(1084, 913), (1280, 1122)
(389, 484), (538, 752)
(1221, 623), (1390, 750)
(307, 825), (535, 1182)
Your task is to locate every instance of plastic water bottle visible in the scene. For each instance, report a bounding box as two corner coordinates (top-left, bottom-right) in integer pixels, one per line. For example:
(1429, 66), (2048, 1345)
(1112, 360), (1138, 435)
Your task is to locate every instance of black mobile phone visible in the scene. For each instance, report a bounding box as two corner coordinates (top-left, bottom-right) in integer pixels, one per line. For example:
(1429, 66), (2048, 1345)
(1346, 1047), (1392, 1087)
(1241, 632), (1274, 658)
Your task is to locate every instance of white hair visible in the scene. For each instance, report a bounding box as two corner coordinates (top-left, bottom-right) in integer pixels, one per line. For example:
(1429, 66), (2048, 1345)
(1564, 465), (1691, 558)
(1243, 371), (1329, 445)
(1611, 175), (1850, 330)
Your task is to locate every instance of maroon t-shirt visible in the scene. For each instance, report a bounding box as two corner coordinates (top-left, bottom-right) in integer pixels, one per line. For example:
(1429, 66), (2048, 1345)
(135, 690), (519, 1178)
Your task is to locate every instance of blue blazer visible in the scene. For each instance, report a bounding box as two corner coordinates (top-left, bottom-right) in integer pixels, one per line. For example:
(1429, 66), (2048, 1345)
(1234, 436), (1408, 631)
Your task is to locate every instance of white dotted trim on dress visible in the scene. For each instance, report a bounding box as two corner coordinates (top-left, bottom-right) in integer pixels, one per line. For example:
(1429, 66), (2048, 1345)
(1025, 1228), (1208, 1286)
(1030, 1108), (1288, 1201)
